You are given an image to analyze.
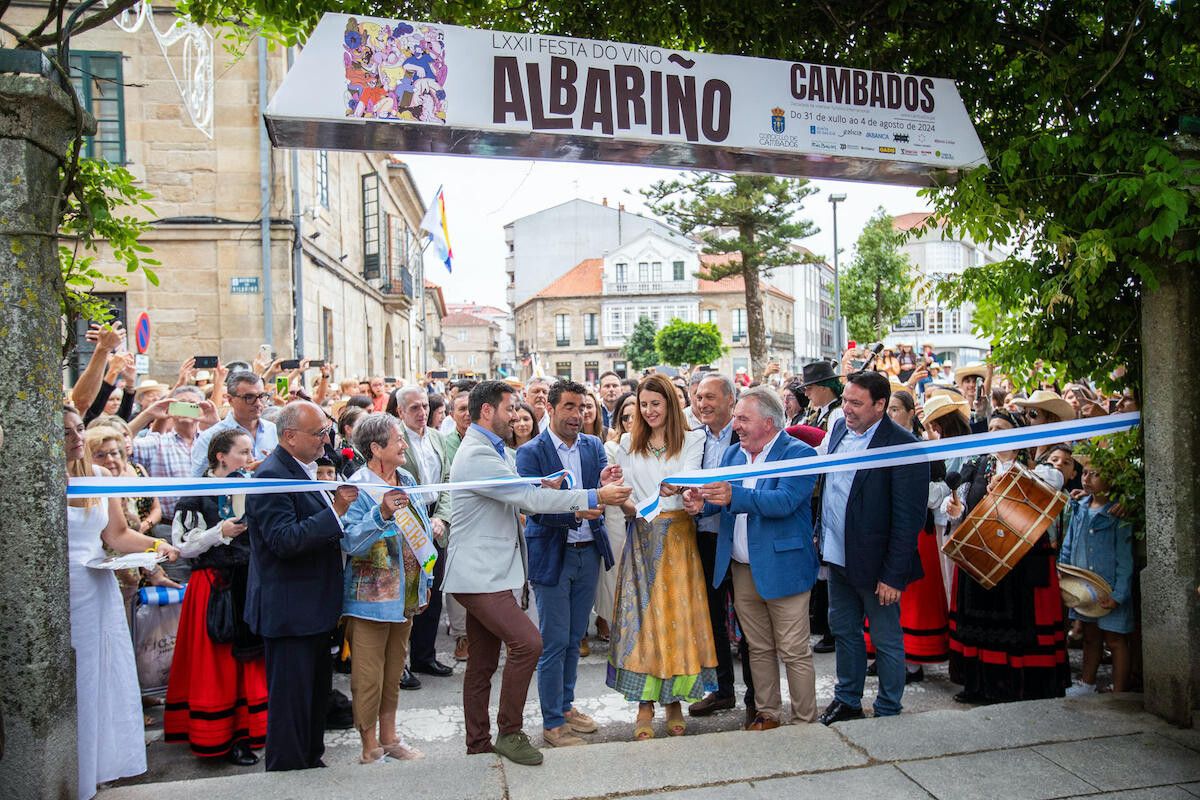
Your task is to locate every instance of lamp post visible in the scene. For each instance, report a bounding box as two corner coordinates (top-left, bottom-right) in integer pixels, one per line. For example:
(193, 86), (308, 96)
(828, 192), (847, 355)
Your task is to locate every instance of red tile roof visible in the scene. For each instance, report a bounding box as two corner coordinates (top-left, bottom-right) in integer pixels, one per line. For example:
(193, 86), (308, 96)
(892, 212), (934, 231)
(442, 312), (494, 327)
(528, 255), (792, 302)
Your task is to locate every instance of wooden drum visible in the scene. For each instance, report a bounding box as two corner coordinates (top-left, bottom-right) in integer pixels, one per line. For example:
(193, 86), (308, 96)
(942, 462), (1067, 590)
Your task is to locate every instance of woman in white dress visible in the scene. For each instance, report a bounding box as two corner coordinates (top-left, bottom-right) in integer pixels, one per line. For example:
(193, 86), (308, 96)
(605, 376), (715, 740)
(65, 406), (180, 799)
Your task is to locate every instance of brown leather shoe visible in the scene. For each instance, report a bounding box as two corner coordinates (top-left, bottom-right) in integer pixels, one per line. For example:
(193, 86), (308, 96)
(453, 636), (469, 662)
(745, 714), (781, 731)
(688, 692), (735, 717)
(543, 725), (585, 747)
(579, 637), (590, 657)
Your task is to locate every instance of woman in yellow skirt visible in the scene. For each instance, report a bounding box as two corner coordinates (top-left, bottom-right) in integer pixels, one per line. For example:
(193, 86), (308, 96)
(607, 374), (716, 739)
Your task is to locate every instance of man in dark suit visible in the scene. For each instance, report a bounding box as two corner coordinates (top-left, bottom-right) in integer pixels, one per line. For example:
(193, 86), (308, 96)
(515, 379), (618, 748)
(816, 371), (928, 725)
(245, 401), (358, 770)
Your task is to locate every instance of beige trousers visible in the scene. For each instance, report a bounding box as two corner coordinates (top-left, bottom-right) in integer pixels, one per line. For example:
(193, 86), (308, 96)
(345, 616), (413, 732)
(731, 562), (817, 724)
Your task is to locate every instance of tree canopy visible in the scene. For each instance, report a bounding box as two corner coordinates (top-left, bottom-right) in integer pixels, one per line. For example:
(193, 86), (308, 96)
(622, 315), (658, 371)
(654, 319), (725, 367)
(841, 209), (915, 343)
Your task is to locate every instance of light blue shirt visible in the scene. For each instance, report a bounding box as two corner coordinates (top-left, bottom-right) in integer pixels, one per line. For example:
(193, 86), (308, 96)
(548, 428), (592, 543)
(820, 417), (882, 568)
(696, 420), (734, 534)
(190, 412), (278, 476)
(471, 422), (507, 459)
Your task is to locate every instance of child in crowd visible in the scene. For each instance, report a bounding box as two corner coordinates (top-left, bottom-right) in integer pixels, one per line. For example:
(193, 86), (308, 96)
(1058, 458), (1134, 694)
(315, 456), (338, 483)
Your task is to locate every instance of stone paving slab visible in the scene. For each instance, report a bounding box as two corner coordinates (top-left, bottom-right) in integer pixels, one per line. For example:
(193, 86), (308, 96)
(897, 748), (1097, 800)
(833, 696), (1164, 762)
(100, 752), (506, 800)
(1035, 733), (1200, 793)
(1061, 789), (1198, 800)
(1180, 782), (1200, 797)
(1161, 729), (1200, 755)
(617, 764), (934, 800)
(503, 723), (868, 800)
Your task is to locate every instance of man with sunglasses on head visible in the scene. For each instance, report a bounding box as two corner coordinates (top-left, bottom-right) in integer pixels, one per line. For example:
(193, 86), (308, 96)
(190, 370), (279, 476)
(245, 400), (359, 770)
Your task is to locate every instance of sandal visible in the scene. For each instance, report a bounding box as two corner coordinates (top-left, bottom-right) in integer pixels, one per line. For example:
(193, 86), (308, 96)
(634, 703), (655, 741)
(665, 703), (686, 737)
(358, 746), (386, 764)
(382, 741), (424, 760)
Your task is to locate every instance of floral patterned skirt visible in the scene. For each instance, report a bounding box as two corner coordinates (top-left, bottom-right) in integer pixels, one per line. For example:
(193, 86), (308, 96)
(606, 511), (718, 704)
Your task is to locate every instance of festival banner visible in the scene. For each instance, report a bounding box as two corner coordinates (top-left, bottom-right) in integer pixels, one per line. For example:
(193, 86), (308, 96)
(265, 14), (988, 186)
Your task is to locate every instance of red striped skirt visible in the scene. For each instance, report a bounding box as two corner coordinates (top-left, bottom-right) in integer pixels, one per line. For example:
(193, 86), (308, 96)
(164, 568), (267, 757)
(864, 530), (949, 662)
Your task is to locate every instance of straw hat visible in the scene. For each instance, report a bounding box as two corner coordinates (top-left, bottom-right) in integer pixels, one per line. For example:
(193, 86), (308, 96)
(1057, 564), (1113, 618)
(925, 384), (964, 401)
(954, 362), (989, 381)
(922, 393), (971, 426)
(134, 378), (167, 397)
(889, 380), (909, 397)
(502, 377), (524, 389)
(194, 369), (213, 382)
(1013, 389), (1075, 422)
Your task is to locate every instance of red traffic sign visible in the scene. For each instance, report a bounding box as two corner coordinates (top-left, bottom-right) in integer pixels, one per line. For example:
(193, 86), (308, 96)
(134, 312), (151, 354)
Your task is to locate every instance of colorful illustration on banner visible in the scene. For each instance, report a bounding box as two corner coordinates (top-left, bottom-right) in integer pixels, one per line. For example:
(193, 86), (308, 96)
(343, 18), (447, 123)
(771, 107), (786, 134)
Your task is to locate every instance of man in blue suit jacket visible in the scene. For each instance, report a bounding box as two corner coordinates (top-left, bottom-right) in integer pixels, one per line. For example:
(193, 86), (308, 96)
(815, 371), (928, 726)
(245, 401), (358, 771)
(684, 386), (820, 729)
(515, 379), (617, 748)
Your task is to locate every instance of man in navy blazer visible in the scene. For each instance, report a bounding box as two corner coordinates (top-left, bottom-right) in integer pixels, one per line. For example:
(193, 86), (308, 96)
(815, 371), (928, 726)
(515, 379), (618, 747)
(684, 386), (820, 729)
(245, 401), (358, 771)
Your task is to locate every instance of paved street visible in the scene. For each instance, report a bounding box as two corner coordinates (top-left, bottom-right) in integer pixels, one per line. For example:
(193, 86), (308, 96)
(104, 691), (1200, 800)
(126, 616), (972, 784)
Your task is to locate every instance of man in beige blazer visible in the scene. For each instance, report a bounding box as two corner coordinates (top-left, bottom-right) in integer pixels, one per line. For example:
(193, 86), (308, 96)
(445, 381), (630, 766)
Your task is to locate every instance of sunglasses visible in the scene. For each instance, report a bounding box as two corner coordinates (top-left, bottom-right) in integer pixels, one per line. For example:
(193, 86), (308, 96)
(1027, 409), (1042, 420)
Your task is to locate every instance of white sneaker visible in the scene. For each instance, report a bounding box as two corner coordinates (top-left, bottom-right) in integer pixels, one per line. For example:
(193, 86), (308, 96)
(1065, 681), (1097, 697)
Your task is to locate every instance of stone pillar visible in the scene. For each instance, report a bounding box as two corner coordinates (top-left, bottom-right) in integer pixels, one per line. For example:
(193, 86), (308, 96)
(0, 71), (90, 798)
(1140, 135), (1200, 726)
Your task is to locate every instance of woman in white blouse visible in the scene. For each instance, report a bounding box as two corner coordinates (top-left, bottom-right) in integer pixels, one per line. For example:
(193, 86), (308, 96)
(606, 375), (716, 740)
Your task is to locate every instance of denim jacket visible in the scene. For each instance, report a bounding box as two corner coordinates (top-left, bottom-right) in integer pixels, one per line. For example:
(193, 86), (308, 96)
(339, 466), (434, 622)
(1059, 495), (1134, 606)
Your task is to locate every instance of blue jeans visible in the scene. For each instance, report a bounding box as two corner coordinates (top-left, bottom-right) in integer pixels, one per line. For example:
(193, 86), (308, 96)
(827, 566), (905, 716)
(534, 544), (601, 730)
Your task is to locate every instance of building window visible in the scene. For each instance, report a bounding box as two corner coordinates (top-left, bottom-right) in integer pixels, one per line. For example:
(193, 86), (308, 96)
(316, 150), (329, 208)
(585, 361), (599, 383)
(613, 360), (627, 378)
(673, 260), (685, 281)
(703, 308), (716, 325)
(732, 308), (747, 341)
(584, 313), (598, 345)
(556, 362), (572, 380)
(651, 261), (662, 282)
(615, 262), (628, 283)
(555, 314), (570, 346)
(362, 174), (381, 279)
(638, 261), (649, 282)
(68, 51), (126, 163)
(321, 306), (334, 360)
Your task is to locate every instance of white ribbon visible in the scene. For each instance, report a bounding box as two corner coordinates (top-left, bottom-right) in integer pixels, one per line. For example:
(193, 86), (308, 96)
(635, 412), (1140, 521)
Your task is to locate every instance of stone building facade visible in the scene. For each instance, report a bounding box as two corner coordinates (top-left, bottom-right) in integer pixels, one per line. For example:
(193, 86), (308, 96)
(2, 8), (442, 385)
(514, 230), (795, 382)
(441, 312), (502, 378)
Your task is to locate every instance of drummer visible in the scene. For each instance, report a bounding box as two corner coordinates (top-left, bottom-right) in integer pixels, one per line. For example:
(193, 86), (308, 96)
(942, 409), (1071, 704)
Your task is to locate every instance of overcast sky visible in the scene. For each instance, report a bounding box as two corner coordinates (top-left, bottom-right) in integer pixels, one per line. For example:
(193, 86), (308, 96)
(403, 154), (931, 306)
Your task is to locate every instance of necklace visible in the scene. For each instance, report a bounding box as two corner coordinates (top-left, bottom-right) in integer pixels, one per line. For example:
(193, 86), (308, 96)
(648, 440), (668, 458)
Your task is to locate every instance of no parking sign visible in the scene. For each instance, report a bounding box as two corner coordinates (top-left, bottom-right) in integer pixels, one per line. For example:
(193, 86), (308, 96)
(134, 312), (151, 354)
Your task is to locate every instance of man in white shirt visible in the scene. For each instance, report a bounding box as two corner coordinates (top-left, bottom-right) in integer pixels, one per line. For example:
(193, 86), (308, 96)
(525, 377), (552, 433)
(190, 371), (278, 476)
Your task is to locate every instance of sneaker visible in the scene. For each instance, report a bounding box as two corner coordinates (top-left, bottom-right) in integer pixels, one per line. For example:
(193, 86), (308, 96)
(494, 731), (544, 765)
(543, 725), (585, 747)
(564, 708), (598, 734)
(1066, 681), (1098, 697)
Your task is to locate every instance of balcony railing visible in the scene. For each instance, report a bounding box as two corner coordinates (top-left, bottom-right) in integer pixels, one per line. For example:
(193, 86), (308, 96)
(604, 279), (693, 295)
(556, 338), (570, 347)
(584, 337), (598, 346)
(381, 268), (414, 298)
(731, 332), (746, 343)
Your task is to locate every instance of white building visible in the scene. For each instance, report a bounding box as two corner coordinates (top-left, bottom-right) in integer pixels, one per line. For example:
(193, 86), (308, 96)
(446, 302), (516, 376)
(505, 198), (684, 309)
(765, 244), (839, 368)
(892, 212), (1001, 366)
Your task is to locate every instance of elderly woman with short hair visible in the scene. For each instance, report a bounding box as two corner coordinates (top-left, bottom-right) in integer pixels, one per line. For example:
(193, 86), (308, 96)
(340, 413), (435, 763)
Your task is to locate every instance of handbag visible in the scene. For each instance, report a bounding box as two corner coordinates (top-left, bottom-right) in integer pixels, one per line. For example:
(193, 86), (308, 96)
(205, 571), (237, 643)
